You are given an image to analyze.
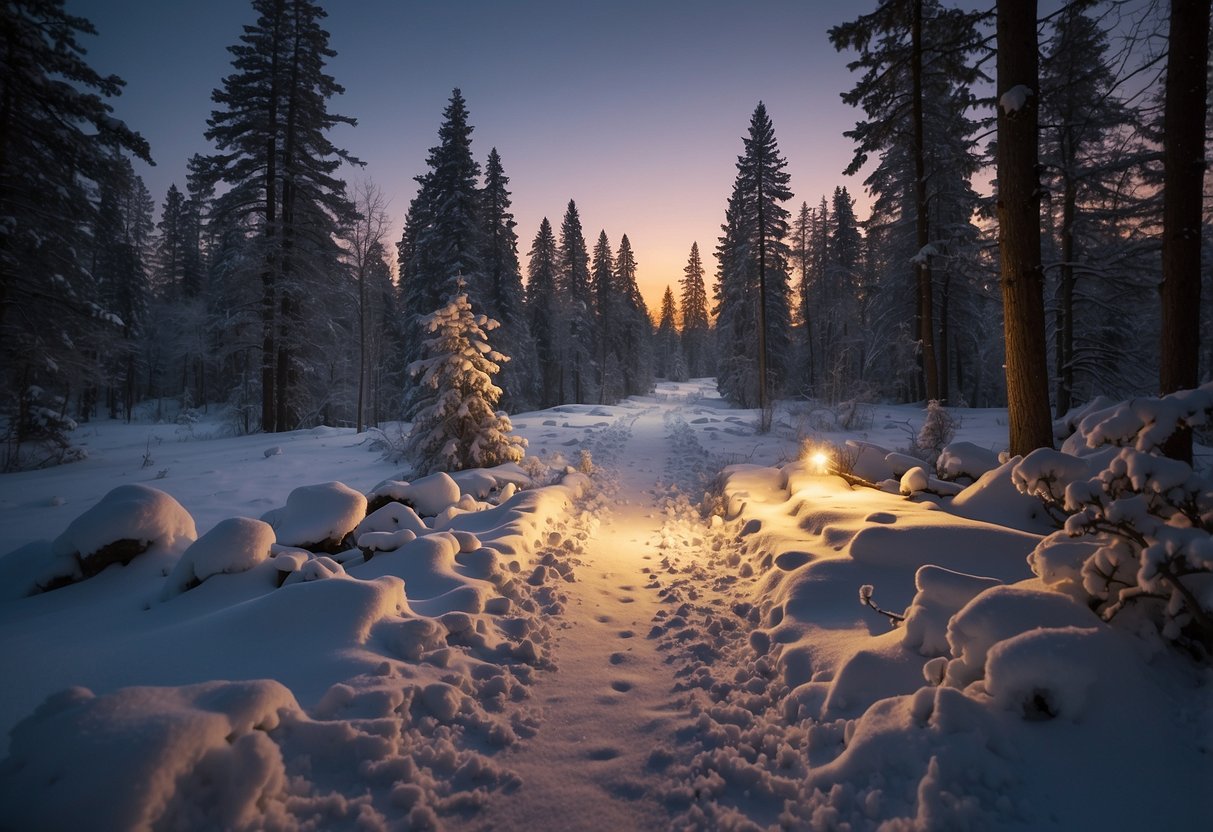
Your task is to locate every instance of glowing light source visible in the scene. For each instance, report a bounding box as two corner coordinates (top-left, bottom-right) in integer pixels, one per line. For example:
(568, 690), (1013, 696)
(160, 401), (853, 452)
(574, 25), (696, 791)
(810, 451), (831, 474)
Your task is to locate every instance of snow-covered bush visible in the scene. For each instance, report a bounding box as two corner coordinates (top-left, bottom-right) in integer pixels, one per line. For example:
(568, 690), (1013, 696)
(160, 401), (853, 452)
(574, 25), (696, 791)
(1, 386), (86, 472)
(914, 399), (958, 466)
(1014, 384), (1213, 652)
(404, 287), (526, 475)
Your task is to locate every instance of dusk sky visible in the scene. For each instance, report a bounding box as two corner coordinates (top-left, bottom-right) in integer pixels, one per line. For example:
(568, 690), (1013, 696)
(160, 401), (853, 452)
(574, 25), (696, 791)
(69, 0), (880, 308)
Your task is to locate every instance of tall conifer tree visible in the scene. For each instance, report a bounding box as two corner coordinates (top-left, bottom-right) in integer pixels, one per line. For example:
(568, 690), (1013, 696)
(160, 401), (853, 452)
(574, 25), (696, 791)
(526, 218), (562, 408)
(679, 242), (711, 378)
(558, 200), (595, 404)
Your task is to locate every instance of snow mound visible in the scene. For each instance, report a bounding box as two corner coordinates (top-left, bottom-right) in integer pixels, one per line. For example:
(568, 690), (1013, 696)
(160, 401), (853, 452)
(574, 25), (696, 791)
(902, 566), (1002, 657)
(0, 680), (299, 832)
(163, 517), (276, 598)
(984, 626), (1102, 721)
(947, 457), (1056, 533)
(937, 441), (1001, 482)
(44, 484), (197, 589)
(260, 481), (366, 551)
(367, 471), (460, 517)
(943, 585), (1098, 687)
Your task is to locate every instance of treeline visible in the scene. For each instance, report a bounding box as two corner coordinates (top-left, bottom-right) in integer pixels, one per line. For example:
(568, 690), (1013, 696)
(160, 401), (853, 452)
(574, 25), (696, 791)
(714, 0), (1211, 427)
(1, 0), (1208, 470)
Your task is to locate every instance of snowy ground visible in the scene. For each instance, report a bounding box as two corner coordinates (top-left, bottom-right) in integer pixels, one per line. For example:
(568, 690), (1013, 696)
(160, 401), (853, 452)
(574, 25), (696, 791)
(0, 381), (1209, 830)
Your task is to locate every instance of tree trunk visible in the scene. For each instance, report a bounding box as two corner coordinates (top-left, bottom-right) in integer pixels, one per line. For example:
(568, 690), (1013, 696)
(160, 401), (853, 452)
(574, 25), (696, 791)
(1055, 171), (1076, 418)
(1159, 0), (1211, 464)
(996, 0), (1055, 456)
(913, 0), (940, 403)
(356, 263), (367, 433)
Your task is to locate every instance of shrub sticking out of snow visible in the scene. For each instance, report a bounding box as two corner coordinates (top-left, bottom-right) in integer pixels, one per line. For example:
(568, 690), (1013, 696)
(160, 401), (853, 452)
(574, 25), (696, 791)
(1015, 386), (1213, 651)
(260, 482), (366, 552)
(162, 517), (275, 598)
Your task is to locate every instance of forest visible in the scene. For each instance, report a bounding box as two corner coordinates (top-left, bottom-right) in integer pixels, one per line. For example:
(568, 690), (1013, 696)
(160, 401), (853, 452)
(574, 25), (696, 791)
(0, 0), (1209, 472)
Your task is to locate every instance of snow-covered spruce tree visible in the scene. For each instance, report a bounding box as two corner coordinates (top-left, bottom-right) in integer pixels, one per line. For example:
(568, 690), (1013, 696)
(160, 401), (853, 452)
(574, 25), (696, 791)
(404, 283), (525, 475)
(1013, 382), (1213, 653)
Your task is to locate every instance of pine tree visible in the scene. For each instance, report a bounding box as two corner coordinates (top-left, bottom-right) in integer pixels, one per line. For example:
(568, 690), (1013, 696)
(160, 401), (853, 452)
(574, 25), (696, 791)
(615, 234), (653, 395)
(479, 148), (536, 412)
(399, 89), (483, 411)
(558, 200), (596, 403)
(715, 102), (793, 418)
(1039, 4), (1150, 415)
(526, 218), (562, 408)
(0, 0), (150, 467)
(679, 242), (711, 379)
(715, 185), (759, 407)
(405, 282), (525, 475)
(831, 0), (985, 403)
(823, 186), (864, 401)
(591, 230), (620, 401)
(656, 286), (686, 381)
(92, 156), (154, 422)
(198, 0), (359, 432)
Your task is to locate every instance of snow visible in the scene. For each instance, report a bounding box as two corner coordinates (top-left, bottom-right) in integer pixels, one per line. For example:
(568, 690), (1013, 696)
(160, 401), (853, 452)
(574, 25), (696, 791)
(1000, 84), (1034, 114)
(0, 383), (1207, 830)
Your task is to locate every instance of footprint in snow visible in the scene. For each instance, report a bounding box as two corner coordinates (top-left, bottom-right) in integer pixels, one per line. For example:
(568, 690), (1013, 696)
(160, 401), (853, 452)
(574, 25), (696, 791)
(587, 746), (622, 761)
(610, 680), (633, 692)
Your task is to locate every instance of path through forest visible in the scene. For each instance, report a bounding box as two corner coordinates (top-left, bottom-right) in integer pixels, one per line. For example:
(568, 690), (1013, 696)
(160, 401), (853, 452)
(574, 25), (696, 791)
(462, 399), (728, 829)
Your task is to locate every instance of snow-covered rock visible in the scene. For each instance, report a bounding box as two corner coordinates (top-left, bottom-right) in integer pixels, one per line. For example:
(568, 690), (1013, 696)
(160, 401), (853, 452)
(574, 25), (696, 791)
(367, 471), (460, 517)
(260, 481), (366, 551)
(162, 517), (275, 598)
(45, 484), (197, 588)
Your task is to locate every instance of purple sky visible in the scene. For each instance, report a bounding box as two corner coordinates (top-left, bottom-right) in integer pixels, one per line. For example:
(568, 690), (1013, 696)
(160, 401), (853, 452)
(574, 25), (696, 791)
(69, 0), (877, 308)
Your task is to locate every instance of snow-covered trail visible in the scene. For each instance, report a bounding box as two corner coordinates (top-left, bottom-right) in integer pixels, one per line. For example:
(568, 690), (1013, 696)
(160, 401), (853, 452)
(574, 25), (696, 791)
(463, 403), (714, 830)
